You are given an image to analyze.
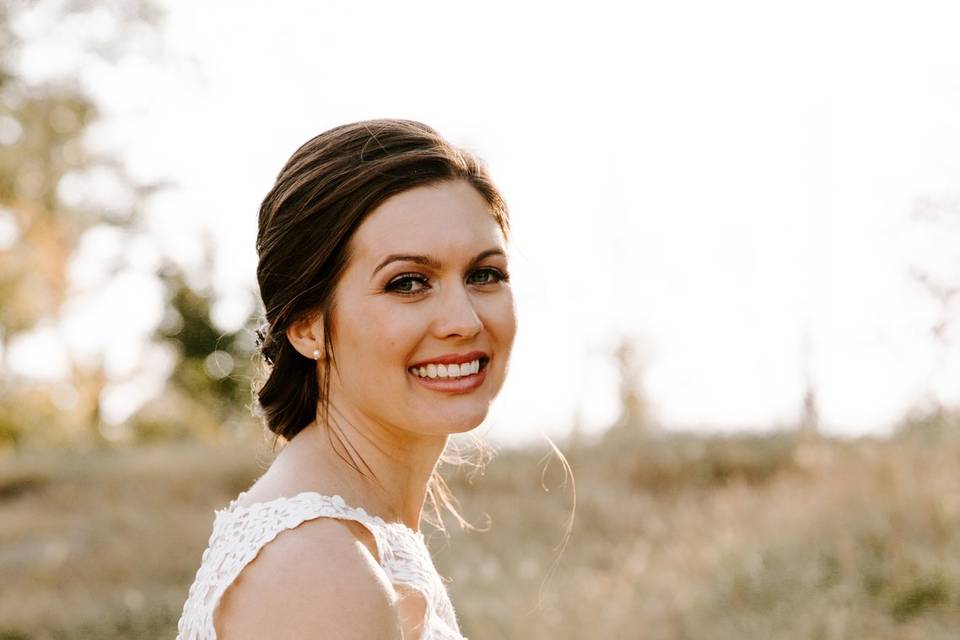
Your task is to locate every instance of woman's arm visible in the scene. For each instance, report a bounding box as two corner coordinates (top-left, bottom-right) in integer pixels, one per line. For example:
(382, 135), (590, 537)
(214, 517), (403, 639)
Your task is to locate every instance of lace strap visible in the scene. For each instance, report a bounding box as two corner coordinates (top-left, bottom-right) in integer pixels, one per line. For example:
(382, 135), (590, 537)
(199, 493), (389, 631)
(177, 491), (461, 639)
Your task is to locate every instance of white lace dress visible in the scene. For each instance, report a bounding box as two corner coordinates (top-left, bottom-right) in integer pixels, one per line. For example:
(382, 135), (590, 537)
(175, 491), (467, 639)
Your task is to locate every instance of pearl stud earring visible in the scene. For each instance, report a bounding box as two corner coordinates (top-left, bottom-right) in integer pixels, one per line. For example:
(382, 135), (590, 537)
(312, 349), (321, 359)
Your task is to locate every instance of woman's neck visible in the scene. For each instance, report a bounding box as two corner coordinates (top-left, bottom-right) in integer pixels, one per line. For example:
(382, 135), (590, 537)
(274, 417), (447, 532)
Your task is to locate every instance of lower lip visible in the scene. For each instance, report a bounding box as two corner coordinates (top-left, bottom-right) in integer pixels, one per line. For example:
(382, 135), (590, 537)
(408, 360), (489, 393)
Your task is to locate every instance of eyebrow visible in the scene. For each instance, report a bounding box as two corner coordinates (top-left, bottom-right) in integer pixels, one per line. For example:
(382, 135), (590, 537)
(372, 248), (506, 278)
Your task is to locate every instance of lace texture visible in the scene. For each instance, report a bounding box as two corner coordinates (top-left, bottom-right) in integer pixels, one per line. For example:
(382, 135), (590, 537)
(175, 491), (467, 640)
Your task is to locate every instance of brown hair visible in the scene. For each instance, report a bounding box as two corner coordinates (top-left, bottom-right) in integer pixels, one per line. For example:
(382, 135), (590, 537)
(252, 119), (509, 531)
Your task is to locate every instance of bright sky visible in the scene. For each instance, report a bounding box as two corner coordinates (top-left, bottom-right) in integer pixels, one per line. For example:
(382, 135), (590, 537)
(8, 0), (960, 446)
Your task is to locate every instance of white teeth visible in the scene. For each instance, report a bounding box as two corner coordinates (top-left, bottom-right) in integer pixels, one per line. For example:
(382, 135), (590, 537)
(410, 358), (483, 379)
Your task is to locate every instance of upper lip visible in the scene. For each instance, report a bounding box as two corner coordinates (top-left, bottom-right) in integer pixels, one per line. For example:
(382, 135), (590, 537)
(409, 351), (489, 368)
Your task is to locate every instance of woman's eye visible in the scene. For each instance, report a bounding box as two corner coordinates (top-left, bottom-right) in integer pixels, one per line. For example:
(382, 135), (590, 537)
(386, 273), (430, 295)
(468, 267), (510, 285)
(385, 268), (510, 296)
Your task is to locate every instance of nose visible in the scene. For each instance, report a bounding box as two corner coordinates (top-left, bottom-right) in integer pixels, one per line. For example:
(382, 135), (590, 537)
(433, 280), (484, 338)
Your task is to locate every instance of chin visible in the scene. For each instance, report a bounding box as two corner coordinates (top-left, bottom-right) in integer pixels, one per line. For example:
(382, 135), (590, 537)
(419, 406), (489, 437)
(449, 418), (485, 435)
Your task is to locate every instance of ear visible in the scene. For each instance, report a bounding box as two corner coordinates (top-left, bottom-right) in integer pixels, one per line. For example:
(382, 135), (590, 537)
(285, 312), (326, 361)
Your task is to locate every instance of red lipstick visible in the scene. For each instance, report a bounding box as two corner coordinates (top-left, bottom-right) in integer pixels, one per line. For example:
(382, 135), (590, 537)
(409, 350), (488, 368)
(407, 355), (490, 393)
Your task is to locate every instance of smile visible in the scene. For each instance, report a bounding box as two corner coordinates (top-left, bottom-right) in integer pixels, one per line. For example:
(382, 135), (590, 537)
(408, 357), (489, 379)
(408, 357), (490, 393)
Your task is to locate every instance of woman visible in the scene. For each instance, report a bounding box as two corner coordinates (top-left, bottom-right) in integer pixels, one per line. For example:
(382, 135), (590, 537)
(176, 119), (517, 640)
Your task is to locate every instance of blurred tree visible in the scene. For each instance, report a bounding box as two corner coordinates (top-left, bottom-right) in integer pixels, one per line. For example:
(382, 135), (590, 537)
(567, 403), (586, 451)
(604, 334), (656, 442)
(137, 253), (261, 443)
(798, 324), (820, 440)
(897, 196), (960, 440)
(0, 0), (164, 449)
(910, 199), (960, 413)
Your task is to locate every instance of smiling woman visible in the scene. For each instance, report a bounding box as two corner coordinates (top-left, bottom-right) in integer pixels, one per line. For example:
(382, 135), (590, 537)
(175, 119), (518, 640)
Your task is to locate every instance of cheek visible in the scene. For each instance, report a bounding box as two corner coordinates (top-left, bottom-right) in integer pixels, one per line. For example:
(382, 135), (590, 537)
(490, 292), (518, 342)
(356, 317), (423, 369)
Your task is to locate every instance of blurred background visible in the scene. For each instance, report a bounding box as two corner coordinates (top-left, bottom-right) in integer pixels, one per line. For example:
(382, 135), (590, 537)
(2, 0), (959, 638)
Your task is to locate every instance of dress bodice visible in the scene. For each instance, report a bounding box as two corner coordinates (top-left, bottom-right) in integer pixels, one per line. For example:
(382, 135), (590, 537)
(175, 491), (467, 639)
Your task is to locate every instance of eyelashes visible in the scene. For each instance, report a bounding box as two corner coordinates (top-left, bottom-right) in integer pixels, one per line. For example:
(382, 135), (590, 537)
(385, 268), (510, 296)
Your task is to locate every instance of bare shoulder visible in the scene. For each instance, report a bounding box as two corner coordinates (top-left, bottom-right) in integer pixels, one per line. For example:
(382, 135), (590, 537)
(214, 516), (402, 640)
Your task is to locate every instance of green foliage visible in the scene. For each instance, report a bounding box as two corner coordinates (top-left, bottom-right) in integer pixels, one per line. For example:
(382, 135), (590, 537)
(889, 575), (951, 623)
(144, 262), (262, 441)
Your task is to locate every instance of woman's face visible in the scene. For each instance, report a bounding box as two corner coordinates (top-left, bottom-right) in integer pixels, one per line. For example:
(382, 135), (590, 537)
(325, 179), (517, 439)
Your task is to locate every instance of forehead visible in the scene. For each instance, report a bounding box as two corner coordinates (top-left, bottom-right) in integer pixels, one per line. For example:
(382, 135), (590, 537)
(352, 180), (505, 261)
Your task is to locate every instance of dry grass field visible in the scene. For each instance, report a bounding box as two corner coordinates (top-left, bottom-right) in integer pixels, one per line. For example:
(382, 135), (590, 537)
(1, 427), (958, 639)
